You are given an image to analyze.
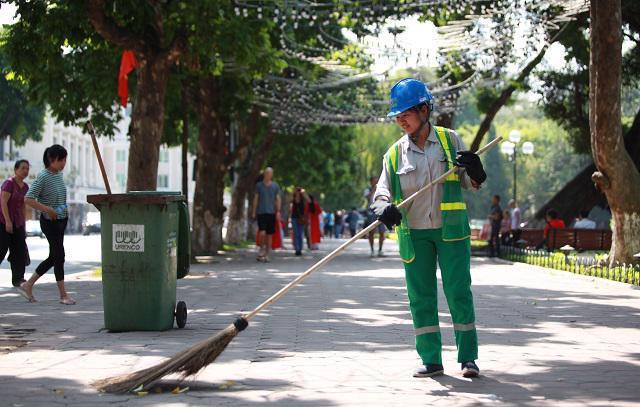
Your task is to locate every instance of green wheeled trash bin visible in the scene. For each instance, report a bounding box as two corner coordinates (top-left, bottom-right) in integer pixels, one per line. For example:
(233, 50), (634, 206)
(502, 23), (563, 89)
(87, 191), (191, 331)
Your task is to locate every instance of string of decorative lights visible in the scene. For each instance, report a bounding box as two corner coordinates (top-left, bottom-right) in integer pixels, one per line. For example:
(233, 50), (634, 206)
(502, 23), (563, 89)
(230, 0), (588, 133)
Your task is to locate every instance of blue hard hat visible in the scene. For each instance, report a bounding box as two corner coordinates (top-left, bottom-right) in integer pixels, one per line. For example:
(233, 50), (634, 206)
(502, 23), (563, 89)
(387, 78), (433, 118)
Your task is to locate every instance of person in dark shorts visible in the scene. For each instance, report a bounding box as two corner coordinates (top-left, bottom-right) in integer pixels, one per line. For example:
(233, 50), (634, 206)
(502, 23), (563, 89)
(364, 176), (386, 257)
(252, 167), (281, 262)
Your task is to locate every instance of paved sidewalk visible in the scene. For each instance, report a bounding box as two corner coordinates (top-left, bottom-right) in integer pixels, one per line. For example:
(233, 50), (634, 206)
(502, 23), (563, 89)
(1, 238), (639, 406)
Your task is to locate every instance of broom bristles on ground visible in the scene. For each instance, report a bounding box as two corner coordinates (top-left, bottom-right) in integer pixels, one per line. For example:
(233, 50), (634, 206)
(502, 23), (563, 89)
(93, 322), (240, 394)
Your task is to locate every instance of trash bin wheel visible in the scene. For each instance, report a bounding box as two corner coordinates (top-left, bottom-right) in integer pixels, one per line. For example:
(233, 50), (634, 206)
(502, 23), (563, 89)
(175, 301), (187, 328)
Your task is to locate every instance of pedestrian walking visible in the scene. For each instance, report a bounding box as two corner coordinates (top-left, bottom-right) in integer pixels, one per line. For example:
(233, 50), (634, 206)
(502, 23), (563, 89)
(290, 187), (309, 256)
(19, 145), (75, 305)
(488, 195), (503, 257)
(346, 207), (360, 237)
(334, 210), (343, 238)
(252, 167), (281, 262)
(1, 159), (30, 289)
(508, 199), (522, 244)
(323, 211), (334, 238)
(500, 210), (511, 246)
(372, 78), (486, 378)
(306, 195), (322, 250)
(364, 176), (386, 257)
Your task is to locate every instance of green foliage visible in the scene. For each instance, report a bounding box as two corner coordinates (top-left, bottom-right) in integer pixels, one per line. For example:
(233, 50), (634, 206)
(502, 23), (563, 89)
(535, 5), (640, 154)
(502, 249), (640, 286)
(455, 90), (591, 221)
(351, 123), (400, 198)
(458, 125), (511, 220)
(2, 1), (124, 136)
(222, 240), (253, 251)
(0, 41), (45, 145)
(475, 85), (512, 115)
(2, 1), (287, 140)
(267, 125), (362, 211)
(536, 20), (591, 154)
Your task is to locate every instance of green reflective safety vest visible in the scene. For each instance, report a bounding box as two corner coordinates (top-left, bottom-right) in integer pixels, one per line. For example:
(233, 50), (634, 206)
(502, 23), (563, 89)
(384, 126), (471, 263)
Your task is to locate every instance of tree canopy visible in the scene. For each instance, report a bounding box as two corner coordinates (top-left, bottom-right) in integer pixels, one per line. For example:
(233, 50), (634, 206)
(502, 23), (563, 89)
(0, 40), (45, 146)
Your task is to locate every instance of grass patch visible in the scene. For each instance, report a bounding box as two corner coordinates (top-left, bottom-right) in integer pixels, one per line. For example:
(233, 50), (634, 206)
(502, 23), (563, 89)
(222, 240), (254, 251)
(471, 240), (488, 248)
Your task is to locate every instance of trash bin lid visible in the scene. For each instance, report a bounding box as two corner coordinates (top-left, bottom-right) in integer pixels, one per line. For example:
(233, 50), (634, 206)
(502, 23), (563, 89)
(87, 192), (185, 205)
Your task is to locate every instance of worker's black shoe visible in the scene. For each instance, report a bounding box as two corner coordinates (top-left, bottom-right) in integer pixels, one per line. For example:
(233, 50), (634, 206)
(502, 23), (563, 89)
(461, 361), (480, 378)
(413, 363), (444, 378)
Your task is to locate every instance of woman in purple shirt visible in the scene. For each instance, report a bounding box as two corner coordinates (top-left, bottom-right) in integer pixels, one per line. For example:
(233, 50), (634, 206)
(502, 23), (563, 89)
(0, 159), (30, 289)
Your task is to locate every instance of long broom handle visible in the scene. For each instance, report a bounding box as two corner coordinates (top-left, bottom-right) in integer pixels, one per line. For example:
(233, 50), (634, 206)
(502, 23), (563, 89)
(244, 136), (503, 321)
(86, 121), (112, 195)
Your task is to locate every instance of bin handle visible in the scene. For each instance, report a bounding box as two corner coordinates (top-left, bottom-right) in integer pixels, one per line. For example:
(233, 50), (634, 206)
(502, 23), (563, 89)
(86, 121), (112, 195)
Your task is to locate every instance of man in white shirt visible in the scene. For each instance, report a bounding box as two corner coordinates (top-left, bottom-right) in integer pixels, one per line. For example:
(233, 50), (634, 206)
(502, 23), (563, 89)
(574, 210), (596, 229)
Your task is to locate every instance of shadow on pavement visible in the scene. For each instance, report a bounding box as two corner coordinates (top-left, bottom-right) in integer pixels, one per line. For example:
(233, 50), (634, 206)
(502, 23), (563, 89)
(2, 241), (640, 405)
(0, 375), (337, 406)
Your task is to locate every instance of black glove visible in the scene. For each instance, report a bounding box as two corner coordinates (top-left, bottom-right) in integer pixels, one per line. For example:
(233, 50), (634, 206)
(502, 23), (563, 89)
(370, 200), (402, 230)
(455, 151), (487, 185)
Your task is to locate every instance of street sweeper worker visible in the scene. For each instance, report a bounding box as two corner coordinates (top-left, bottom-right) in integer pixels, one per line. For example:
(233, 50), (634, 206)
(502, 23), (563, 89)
(371, 78), (487, 379)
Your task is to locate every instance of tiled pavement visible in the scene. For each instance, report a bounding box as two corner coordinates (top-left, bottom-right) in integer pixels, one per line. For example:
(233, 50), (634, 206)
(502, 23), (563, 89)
(1, 238), (639, 406)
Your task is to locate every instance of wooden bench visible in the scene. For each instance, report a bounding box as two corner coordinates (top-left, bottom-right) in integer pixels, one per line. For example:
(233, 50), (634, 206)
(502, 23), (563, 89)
(517, 228), (612, 251)
(518, 229), (544, 248)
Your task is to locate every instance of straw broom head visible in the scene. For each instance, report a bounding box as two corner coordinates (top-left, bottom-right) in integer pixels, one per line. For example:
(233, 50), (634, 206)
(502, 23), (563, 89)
(93, 317), (248, 394)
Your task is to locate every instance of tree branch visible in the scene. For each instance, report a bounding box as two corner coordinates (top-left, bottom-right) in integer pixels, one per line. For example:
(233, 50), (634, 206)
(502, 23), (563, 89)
(86, 0), (146, 52)
(470, 23), (570, 152)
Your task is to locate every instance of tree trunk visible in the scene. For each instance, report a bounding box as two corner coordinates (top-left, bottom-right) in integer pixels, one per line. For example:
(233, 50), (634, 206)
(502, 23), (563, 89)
(126, 55), (170, 190)
(191, 76), (227, 255)
(469, 24), (568, 152)
(246, 188), (257, 241)
(181, 83), (189, 198)
(589, 0), (640, 265)
(86, 0), (184, 191)
(226, 126), (276, 244)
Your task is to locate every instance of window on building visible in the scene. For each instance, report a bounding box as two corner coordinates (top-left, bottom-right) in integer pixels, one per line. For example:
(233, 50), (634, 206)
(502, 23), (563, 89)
(157, 175), (169, 188)
(116, 173), (126, 189)
(116, 150), (126, 162)
(159, 149), (169, 163)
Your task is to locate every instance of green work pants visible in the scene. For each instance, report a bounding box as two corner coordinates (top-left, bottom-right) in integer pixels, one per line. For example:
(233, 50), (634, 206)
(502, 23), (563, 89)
(403, 228), (478, 364)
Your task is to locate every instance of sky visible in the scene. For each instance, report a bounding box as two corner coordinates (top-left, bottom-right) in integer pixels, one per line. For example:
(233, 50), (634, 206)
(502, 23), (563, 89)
(0, 3), (16, 25)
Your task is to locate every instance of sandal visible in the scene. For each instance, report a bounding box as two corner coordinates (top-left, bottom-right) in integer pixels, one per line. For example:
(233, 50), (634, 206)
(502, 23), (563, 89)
(60, 296), (76, 305)
(16, 283), (36, 303)
(15, 285), (30, 300)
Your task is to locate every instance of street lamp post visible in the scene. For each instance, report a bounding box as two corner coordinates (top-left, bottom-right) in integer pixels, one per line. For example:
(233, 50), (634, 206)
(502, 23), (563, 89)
(500, 130), (534, 203)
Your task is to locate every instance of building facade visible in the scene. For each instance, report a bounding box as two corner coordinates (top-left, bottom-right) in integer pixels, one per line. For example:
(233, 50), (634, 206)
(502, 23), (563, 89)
(0, 110), (196, 233)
